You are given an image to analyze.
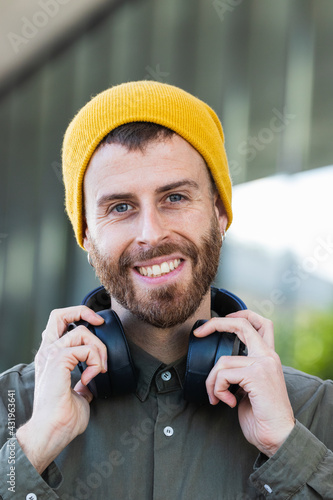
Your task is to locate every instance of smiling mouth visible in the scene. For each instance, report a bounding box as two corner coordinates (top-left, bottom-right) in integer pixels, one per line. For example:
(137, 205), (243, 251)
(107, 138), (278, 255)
(136, 259), (182, 278)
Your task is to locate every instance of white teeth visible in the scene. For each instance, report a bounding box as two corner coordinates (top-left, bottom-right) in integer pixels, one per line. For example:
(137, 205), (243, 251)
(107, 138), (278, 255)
(138, 259), (181, 277)
(152, 264), (161, 276)
(160, 262), (170, 274)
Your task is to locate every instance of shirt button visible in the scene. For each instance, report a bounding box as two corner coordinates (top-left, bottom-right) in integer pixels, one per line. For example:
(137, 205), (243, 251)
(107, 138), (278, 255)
(161, 371), (172, 381)
(26, 494), (37, 500)
(164, 426), (174, 437)
(264, 484), (273, 494)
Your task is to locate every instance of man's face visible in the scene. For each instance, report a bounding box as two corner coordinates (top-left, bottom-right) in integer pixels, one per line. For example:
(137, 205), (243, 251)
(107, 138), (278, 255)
(83, 134), (227, 328)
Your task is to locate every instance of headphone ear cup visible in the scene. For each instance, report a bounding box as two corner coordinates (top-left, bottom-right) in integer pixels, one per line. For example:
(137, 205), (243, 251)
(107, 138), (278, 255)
(183, 320), (220, 404)
(184, 322), (247, 405)
(76, 309), (137, 399)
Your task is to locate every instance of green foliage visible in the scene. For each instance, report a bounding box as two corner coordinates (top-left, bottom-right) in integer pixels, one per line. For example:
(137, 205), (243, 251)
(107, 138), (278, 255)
(274, 308), (333, 381)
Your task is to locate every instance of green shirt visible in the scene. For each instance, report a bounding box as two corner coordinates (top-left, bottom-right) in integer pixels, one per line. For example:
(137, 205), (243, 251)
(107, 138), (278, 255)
(0, 341), (333, 500)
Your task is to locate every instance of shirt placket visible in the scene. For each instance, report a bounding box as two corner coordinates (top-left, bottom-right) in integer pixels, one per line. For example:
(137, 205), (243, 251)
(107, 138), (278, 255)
(152, 367), (186, 500)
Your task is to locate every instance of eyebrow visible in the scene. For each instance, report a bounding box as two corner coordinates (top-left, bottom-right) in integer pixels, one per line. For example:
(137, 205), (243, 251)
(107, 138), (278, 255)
(156, 179), (200, 194)
(97, 192), (133, 208)
(96, 179), (200, 207)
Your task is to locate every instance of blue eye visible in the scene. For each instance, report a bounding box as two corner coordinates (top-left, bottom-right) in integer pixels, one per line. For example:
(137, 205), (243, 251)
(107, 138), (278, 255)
(114, 203), (131, 213)
(168, 194), (183, 203)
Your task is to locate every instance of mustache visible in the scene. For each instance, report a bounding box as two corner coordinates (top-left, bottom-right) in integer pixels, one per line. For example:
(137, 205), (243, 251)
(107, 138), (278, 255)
(119, 241), (198, 269)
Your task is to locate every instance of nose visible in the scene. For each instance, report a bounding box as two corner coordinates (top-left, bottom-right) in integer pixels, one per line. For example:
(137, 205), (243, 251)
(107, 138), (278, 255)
(135, 206), (170, 247)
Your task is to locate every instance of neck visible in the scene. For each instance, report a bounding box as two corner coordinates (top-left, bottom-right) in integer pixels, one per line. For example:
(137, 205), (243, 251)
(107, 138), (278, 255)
(111, 291), (212, 364)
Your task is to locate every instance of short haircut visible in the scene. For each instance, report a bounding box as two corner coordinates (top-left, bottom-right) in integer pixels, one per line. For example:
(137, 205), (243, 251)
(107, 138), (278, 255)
(97, 122), (174, 152)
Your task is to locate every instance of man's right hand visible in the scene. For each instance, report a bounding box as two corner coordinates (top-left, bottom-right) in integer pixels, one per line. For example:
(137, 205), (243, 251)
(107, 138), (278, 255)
(16, 306), (107, 474)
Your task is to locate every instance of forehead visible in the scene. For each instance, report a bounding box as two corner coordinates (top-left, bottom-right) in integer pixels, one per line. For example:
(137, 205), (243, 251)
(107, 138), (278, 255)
(83, 134), (211, 196)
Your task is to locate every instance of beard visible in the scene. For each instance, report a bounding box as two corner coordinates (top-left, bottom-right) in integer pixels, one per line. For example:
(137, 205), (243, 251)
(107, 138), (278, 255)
(88, 216), (222, 328)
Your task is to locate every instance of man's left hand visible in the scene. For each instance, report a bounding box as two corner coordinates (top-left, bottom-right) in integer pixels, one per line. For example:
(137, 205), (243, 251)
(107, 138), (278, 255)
(194, 310), (295, 457)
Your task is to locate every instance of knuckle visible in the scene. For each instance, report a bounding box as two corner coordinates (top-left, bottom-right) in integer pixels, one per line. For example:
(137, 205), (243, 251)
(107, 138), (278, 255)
(260, 352), (280, 372)
(89, 343), (99, 355)
(235, 318), (248, 332)
(266, 350), (280, 364)
(77, 326), (99, 346)
(73, 324), (90, 335)
(214, 384), (224, 398)
(207, 317), (219, 329)
(84, 343), (101, 362)
(214, 316), (226, 327)
(78, 305), (93, 315)
(48, 308), (61, 321)
(212, 370), (223, 391)
(240, 318), (249, 328)
(271, 350), (280, 362)
(265, 318), (274, 330)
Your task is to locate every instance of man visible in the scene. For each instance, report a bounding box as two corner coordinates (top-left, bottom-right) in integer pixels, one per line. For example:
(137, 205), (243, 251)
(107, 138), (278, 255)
(0, 81), (332, 499)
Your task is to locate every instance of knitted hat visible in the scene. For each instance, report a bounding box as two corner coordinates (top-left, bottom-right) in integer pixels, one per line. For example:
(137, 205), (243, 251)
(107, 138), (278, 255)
(62, 80), (232, 248)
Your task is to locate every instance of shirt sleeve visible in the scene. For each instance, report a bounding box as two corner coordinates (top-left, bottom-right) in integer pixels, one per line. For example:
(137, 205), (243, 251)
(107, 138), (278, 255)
(0, 439), (62, 500)
(0, 364), (63, 499)
(249, 420), (333, 499)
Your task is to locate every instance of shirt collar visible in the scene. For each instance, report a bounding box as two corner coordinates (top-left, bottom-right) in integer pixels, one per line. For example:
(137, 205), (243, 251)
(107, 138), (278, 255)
(127, 308), (221, 402)
(128, 340), (186, 402)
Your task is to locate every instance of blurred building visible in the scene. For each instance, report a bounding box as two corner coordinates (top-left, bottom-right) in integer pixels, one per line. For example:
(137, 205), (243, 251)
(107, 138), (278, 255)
(0, 0), (332, 370)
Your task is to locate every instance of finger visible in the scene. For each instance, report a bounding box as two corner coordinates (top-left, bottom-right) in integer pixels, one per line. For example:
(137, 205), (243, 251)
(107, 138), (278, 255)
(193, 317), (269, 356)
(209, 388), (236, 407)
(55, 326), (108, 371)
(206, 367), (240, 407)
(206, 355), (253, 406)
(212, 355), (255, 372)
(41, 340), (107, 387)
(52, 345), (106, 386)
(74, 380), (94, 404)
(41, 306), (104, 347)
(227, 310), (274, 349)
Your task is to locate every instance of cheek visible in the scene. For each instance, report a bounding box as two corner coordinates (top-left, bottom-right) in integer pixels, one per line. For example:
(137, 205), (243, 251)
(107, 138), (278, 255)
(99, 233), (129, 259)
(172, 204), (211, 224)
(177, 207), (215, 232)
(88, 220), (131, 258)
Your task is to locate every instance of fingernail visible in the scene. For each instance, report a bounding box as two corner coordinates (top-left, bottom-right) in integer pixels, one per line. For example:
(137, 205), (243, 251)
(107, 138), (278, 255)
(104, 359), (108, 371)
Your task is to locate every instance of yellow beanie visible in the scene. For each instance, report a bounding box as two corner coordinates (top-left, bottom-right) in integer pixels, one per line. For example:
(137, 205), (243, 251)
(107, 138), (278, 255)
(62, 80), (232, 248)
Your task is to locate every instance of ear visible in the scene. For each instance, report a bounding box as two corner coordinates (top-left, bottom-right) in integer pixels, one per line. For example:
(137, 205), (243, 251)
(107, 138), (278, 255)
(82, 219), (91, 253)
(213, 192), (228, 233)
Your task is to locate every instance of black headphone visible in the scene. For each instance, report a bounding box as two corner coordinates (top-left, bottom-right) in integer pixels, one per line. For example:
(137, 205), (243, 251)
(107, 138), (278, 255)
(70, 287), (247, 405)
